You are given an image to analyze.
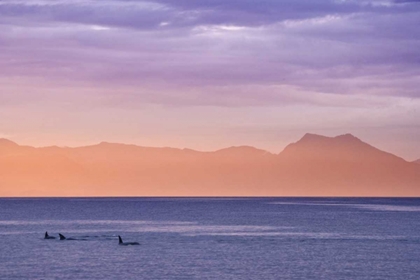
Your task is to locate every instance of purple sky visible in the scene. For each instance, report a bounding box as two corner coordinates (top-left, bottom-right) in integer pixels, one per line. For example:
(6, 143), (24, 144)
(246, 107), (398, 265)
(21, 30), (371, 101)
(0, 0), (419, 160)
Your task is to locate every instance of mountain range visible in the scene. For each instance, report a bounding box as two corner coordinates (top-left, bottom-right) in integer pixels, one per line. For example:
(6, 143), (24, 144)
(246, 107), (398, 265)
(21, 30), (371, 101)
(0, 134), (419, 197)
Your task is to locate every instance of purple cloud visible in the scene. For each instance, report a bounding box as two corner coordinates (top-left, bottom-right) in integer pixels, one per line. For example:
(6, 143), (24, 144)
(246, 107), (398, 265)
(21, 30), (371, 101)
(0, 0), (419, 107)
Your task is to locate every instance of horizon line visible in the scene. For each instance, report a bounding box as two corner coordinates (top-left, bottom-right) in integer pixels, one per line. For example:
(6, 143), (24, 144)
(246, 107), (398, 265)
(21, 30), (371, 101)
(0, 196), (419, 199)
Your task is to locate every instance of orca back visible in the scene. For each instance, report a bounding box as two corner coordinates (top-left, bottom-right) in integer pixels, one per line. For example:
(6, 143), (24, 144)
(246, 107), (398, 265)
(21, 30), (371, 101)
(44, 232), (55, 239)
(118, 235), (139, 245)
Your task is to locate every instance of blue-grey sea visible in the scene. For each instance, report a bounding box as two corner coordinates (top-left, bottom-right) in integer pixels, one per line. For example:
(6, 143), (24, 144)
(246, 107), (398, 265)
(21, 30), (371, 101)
(0, 198), (419, 279)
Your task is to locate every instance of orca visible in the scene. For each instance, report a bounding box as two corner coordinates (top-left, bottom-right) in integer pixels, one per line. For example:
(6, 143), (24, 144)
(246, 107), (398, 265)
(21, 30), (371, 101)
(58, 233), (87, 241)
(59, 233), (77, 241)
(118, 235), (140, 246)
(44, 232), (56, 239)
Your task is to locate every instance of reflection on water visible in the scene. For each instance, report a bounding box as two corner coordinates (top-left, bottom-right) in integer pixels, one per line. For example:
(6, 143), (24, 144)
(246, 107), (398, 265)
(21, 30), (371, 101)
(269, 201), (420, 212)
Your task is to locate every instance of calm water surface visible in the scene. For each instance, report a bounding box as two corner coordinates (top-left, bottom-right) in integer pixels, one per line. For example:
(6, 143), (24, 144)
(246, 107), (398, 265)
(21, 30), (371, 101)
(0, 197), (419, 279)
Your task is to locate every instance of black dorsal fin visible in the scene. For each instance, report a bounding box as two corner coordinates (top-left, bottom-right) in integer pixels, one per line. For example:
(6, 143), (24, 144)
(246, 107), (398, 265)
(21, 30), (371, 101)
(59, 233), (66, 240)
(118, 235), (123, 244)
(45, 232), (49, 238)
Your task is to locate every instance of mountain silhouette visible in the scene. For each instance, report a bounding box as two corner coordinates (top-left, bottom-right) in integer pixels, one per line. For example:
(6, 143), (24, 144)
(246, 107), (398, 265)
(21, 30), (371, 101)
(0, 134), (419, 196)
(0, 138), (18, 147)
(276, 133), (419, 196)
(280, 133), (405, 163)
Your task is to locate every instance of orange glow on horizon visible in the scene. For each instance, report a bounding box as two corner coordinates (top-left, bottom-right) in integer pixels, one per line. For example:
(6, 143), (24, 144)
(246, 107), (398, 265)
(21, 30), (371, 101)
(1, 134), (419, 197)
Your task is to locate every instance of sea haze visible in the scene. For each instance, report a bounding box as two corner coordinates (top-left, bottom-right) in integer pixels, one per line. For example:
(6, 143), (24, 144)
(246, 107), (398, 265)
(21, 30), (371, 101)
(2, 134), (420, 197)
(0, 198), (419, 279)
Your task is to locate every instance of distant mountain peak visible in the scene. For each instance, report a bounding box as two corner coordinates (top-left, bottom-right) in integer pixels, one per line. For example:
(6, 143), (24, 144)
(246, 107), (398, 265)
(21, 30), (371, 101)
(290, 133), (367, 149)
(280, 132), (406, 164)
(293, 133), (365, 149)
(0, 138), (18, 147)
(299, 133), (359, 142)
(299, 133), (327, 142)
(96, 141), (132, 148)
(336, 133), (355, 138)
(215, 146), (271, 156)
(334, 133), (360, 141)
(218, 145), (262, 151)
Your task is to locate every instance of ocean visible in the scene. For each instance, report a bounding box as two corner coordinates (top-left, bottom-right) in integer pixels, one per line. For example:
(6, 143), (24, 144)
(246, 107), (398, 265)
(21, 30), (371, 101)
(0, 198), (419, 279)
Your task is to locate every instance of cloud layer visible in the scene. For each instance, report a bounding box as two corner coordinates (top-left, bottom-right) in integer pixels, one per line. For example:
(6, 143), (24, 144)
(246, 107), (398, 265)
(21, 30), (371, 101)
(0, 0), (419, 106)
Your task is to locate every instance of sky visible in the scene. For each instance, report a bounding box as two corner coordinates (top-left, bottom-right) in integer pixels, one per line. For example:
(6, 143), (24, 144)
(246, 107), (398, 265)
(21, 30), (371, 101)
(0, 0), (419, 160)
